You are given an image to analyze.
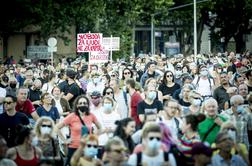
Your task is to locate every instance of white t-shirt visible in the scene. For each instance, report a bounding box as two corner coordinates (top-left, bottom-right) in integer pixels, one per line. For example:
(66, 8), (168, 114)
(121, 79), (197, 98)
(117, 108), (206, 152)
(96, 110), (120, 145)
(114, 90), (129, 119)
(161, 117), (182, 140)
(86, 82), (104, 95)
(0, 87), (6, 114)
(193, 76), (214, 96)
(41, 83), (54, 94)
(128, 151), (177, 166)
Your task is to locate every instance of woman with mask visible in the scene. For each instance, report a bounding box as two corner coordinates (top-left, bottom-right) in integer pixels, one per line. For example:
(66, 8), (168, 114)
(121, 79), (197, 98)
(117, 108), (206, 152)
(188, 90), (203, 115)
(141, 78), (163, 103)
(6, 125), (42, 166)
(34, 117), (62, 165)
(177, 114), (206, 166)
(70, 135), (102, 166)
(158, 70), (180, 101)
(114, 118), (136, 154)
(56, 95), (101, 166)
(137, 85), (163, 124)
(96, 97), (120, 146)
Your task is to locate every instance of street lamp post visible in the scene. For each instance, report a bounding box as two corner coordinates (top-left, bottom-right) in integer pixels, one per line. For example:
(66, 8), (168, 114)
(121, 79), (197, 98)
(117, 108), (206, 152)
(193, 0), (197, 61)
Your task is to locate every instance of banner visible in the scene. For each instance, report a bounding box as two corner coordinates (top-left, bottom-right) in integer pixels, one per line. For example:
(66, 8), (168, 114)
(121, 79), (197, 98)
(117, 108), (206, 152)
(89, 50), (109, 63)
(77, 33), (103, 52)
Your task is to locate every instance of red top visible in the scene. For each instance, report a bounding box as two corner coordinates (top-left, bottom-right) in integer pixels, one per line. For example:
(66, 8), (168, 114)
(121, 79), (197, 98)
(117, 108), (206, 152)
(15, 100), (35, 116)
(14, 147), (39, 166)
(130, 91), (142, 125)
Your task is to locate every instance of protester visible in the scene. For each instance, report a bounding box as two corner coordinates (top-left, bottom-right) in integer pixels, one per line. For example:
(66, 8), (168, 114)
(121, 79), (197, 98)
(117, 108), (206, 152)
(0, 135), (17, 166)
(127, 122), (177, 166)
(56, 95), (101, 166)
(198, 98), (226, 145)
(34, 117), (62, 165)
(210, 131), (247, 166)
(6, 125), (42, 166)
(36, 92), (60, 122)
(0, 95), (30, 147)
(114, 118), (136, 153)
(70, 135), (102, 166)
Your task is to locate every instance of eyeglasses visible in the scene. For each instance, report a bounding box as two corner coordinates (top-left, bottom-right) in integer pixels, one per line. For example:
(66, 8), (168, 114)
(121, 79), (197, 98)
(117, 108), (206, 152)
(3, 101), (13, 105)
(111, 75), (116, 77)
(41, 124), (52, 128)
(149, 137), (161, 141)
(78, 102), (88, 105)
(86, 144), (98, 148)
(106, 91), (113, 95)
(124, 72), (131, 75)
(166, 74), (173, 77)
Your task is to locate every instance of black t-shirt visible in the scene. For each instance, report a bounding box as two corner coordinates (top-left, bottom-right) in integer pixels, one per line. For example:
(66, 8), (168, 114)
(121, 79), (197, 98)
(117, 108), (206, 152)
(137, 100), (163, 115)
(247, 85), (252, 93)
(0, 112), (29, 147)
(28, 88), (42, 102)
(64, 82), (80, 108)
(158, 83), (180, 96)
(178, 98), (191, 107)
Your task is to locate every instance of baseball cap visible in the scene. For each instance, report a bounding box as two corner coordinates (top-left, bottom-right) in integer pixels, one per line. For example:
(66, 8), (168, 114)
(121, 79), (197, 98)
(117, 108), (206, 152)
(191, 142), (213, 157)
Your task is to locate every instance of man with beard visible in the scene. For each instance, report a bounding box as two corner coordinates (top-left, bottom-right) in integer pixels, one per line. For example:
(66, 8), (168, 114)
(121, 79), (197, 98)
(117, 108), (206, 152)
(213, 72), (232, 112)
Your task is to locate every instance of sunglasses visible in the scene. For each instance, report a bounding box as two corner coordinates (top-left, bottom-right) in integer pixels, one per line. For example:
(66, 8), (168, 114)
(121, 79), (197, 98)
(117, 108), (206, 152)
(124, 72), (131, 75)
(149, 137), (161, 141)
(111, 75), (116, 77)
(91, 96), (100, 100)
(78, 102), (88, 105)
(86, 144), (98, 148)
(106, 91), (113, 95)
(41, 124), (52, 128)
(166, 74), (173, 77)
(3, 101), (13, 105)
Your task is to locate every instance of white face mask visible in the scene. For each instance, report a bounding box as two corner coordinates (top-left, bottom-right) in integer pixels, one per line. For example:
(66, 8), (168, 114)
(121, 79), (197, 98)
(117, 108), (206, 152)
(31, 137), (38, 146)
(227, 129), (236, 142)
(40, 126), (52, 135)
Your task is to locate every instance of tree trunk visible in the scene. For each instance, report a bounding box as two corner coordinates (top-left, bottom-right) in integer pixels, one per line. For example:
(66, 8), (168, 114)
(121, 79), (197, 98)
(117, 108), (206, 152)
(234, 33), (245, 53)
(197, 18), (204, 53)
(2, 34), (8, 59)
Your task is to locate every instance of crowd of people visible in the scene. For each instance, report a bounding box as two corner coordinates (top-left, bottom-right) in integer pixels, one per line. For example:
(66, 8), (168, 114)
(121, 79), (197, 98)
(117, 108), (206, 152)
(0, 51), (252, 166)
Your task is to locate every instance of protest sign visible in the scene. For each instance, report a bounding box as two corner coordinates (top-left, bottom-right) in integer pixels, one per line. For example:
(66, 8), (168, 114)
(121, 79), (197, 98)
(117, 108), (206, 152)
(77, 33), (103, 52)
(89, 50), (109, 64)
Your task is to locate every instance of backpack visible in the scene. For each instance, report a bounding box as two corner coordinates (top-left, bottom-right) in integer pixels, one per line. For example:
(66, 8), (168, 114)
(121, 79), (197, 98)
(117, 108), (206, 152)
(136, 151), (169, 166)
(174, 118), (183, 139)
(195, 75), (215, 90)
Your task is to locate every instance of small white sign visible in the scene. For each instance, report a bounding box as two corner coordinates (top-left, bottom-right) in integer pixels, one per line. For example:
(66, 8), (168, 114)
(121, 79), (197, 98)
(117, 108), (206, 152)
(89, 50), (109, 64)
(48, 37), (57, 47)
(103, 37), (120, 51)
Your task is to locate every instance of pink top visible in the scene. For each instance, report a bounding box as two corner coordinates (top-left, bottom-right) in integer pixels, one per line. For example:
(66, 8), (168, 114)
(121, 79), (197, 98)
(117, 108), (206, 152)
(63, 112), (98, 148)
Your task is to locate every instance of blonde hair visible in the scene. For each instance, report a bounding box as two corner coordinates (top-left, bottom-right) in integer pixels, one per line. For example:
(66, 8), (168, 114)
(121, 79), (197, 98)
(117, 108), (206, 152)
(34, 117), (55, 138)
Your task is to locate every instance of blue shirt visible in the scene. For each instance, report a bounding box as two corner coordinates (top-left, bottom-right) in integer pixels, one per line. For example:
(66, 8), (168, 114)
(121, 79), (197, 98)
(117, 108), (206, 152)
(210, 154), (247, 166)
(36, 106), (60, 122)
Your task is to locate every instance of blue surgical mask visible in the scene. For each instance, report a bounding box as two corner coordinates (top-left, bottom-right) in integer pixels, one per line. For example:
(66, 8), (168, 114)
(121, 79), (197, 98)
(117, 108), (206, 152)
(200, 70), (208, 76)
(193, 99), (201, 106)
(93, 78), (100, 84)
(84, 147), (98, 158)
(147, 91), (156, 100)
(148, 139), (161, 151)
(237, 105), (244, 114)
(227, 129), (236, 142)
(103, 103), (113, 112)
